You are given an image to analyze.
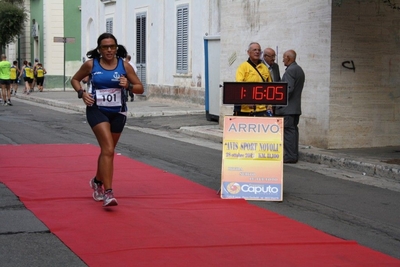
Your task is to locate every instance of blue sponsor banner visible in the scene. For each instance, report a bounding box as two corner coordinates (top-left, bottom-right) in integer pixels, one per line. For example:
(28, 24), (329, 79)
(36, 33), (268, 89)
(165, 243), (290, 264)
(222, 181), (282, 201)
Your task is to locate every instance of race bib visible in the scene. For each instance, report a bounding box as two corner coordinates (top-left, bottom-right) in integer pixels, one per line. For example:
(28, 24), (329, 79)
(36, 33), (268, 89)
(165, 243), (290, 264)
(95, 88), (122, 107)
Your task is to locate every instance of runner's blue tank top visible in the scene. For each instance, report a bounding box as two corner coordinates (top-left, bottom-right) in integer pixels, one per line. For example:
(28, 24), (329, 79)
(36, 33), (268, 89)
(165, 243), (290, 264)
(91, 58), (127, 113)
(22, 65), (28, 78)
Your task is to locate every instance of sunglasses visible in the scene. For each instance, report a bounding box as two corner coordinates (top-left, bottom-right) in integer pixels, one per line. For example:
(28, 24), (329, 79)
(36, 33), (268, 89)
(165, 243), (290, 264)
(100, 45), (118, 51)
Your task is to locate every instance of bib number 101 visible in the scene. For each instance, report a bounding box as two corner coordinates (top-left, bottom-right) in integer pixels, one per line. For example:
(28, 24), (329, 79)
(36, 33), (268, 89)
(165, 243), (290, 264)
(96, 88), (122, 107)
(101, 94), (117, 102)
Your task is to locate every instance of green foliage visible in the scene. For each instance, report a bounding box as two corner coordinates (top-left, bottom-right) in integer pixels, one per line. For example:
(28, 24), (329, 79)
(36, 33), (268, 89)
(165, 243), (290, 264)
(0, 2), (27, 47)
(0, 0), (24, 5)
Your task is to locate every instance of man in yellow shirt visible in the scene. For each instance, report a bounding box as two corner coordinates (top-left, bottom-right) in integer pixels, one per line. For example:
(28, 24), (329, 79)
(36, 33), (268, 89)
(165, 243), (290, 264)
(27, 62), (34, 93)
(10, 60), (20, 96)
(234, 42), (272, 116)
(0, 54), (12, 106)
(35, 63), (47, 92)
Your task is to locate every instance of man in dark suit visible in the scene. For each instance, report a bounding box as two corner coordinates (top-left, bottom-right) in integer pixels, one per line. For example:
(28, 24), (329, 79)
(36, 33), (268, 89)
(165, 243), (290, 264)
(262, 47), (281, 82)
(275, 50), (305, 163)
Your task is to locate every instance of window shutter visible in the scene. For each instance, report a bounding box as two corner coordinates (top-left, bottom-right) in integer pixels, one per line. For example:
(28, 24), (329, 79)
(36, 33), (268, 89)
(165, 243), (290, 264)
(176, 5), (188, 73)
(106, 18), (113, 34)
(136, 14), (146, 64)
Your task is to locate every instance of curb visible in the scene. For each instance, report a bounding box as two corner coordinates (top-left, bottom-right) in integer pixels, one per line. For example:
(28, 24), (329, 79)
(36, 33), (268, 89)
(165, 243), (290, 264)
(127, 110), (205, 118)
(15, 94), (86, 113)
(180, 125), (223, 144)
(299, 148), (400, 181)
(14, 94), (205, 118)
(181, 126), (400, 181)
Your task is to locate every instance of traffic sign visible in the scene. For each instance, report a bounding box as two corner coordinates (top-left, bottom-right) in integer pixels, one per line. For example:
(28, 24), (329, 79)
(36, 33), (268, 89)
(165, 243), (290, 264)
(53, 37), (76, 91)
(53, 37), (75, 43)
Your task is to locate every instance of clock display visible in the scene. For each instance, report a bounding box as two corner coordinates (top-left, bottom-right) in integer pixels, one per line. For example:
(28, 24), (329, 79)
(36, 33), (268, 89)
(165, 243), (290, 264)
(223, 82), (288, 105)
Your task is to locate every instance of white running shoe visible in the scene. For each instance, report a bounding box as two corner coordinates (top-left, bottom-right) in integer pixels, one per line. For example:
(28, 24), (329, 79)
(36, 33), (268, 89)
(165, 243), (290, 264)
(103, 190), (118, 207)
(89, 178), (104, 201)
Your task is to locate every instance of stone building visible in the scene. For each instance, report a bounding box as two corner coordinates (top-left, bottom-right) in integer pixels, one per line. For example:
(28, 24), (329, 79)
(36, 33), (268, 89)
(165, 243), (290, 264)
(220, 0), (400, 149)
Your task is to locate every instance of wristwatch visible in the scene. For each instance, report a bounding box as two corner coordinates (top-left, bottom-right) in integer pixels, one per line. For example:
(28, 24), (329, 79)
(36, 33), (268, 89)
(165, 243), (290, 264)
(77, 89), (85, 99)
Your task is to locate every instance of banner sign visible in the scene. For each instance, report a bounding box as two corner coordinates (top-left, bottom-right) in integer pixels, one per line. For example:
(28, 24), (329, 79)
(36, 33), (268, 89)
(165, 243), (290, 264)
(220, 116), (284, 201)
(53, 37), (75, 43)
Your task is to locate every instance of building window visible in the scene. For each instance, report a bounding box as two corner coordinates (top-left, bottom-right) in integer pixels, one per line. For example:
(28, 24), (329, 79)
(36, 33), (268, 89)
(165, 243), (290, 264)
(176, 4), (188, 74)
(106, 18), (113, 34)
(136, 12), (147, 89)
(136, 13), (146, 65)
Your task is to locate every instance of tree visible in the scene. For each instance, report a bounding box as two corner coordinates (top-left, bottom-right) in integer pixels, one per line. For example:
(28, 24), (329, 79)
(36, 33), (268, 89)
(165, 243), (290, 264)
(2, 0), (24, 4)
(0, 0), (27, 53)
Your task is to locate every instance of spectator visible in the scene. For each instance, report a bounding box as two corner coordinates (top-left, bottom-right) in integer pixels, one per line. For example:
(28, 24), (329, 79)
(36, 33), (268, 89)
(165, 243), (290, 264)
(262, 47), (281, 82)
(124, 54), (137, 102)
(275, 50), (305, 163)
(234, 42), (272, 116)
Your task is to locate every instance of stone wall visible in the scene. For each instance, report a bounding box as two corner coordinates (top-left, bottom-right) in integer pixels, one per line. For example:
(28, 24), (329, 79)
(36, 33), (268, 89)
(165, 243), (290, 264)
(330, 1), (400, 148)
(219, 0), (400, 149)
(220, 0), (332, 148)
(146, 84), (205, 105)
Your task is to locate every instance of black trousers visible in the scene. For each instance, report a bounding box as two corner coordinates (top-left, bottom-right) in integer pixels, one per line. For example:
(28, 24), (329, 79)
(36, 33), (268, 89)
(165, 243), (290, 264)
(125, 88), (134, 100)
(282, 115), (300, 163)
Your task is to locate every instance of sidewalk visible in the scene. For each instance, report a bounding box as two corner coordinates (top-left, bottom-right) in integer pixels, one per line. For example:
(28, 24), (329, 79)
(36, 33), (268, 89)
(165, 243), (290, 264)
(10, 88), (400, 182)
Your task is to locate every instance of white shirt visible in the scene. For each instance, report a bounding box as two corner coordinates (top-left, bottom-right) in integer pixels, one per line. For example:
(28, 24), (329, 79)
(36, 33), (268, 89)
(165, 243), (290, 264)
(128, 61), (137, 73)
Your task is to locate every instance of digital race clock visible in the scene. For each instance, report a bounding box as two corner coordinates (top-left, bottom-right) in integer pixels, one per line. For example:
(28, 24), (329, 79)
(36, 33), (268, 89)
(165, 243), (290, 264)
(223, 82), (288, 105)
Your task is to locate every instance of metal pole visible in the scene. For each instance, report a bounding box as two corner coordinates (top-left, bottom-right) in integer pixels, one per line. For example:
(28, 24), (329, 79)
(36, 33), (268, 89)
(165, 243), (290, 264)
(63, 38), (66, 91)
(17, 35), (21, 85)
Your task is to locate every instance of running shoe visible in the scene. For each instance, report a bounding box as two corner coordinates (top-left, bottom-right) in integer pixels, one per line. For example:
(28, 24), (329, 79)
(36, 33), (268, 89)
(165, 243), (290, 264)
(7, 101), (12, 106)
(103, 190), (118, 207)
(89, 177), (104, 201)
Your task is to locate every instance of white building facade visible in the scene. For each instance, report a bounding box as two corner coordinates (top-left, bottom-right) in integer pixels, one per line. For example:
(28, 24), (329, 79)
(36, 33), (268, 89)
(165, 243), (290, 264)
(81, 0), (217, 104)
(81, 0), (400, 149)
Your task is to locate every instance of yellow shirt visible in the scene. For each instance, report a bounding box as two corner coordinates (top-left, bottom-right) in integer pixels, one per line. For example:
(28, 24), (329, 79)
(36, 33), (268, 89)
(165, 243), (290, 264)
(10, 66), (17, 80)
(235, 60), (272, 112)
(25, 66), (33, 79)
(36, 68), (45, 78)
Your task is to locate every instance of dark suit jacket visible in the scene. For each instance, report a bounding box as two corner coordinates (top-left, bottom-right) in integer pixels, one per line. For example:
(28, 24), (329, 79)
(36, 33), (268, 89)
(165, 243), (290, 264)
(269, 63), (281, 82)
(275, 62), (305, 115)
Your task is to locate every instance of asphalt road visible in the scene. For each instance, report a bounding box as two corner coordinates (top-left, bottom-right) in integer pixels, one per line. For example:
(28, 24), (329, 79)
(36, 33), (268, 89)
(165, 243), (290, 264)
(0, 100), (399, 266)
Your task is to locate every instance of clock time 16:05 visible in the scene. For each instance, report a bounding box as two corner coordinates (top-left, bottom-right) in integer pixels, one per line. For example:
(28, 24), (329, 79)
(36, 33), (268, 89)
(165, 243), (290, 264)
(223, 82), (288, 105)
(241, 86), (285, 101)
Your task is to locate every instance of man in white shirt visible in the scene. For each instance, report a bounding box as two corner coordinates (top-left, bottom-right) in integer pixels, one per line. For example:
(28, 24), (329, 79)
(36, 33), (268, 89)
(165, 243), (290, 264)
(125, 54), (137, 102)
(262, 48), (281, 82)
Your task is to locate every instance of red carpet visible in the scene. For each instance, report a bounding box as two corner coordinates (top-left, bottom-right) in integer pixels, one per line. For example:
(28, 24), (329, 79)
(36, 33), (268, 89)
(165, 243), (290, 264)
(1, 144), (399, 266)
